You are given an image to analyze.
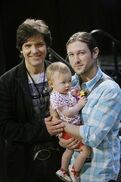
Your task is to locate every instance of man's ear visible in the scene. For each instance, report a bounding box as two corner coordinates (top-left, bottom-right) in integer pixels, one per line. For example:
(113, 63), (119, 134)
(93, 47), (99, 59)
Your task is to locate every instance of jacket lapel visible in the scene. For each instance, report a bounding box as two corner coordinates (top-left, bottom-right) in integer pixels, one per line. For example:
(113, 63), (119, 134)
(15, 62), (33, 122)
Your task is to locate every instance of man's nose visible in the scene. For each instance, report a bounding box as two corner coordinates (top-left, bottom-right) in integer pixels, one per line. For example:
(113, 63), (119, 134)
(31, 46), (38, 53)
(73, 54), (80, 62)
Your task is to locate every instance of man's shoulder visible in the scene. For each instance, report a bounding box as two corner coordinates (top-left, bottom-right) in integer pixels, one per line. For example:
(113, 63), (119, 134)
(72, 74), (80, 87)
(0, 62), (24, 82)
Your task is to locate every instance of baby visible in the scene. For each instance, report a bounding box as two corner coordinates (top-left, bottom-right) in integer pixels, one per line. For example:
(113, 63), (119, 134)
(46, 62), (91, 182)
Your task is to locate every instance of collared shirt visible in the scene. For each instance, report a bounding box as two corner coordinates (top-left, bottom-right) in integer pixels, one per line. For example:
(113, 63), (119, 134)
(71, 67), (121, 182)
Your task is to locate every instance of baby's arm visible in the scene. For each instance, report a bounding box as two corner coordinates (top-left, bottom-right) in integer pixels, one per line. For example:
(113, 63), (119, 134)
(60, 96), (87, 117)
(50, 104), (59, 119)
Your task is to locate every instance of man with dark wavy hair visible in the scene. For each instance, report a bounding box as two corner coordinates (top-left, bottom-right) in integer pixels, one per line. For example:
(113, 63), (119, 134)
(0, 18), (63, 182)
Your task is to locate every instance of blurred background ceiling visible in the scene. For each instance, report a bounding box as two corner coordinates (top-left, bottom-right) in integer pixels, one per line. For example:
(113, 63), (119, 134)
(0, 0), (121, 85)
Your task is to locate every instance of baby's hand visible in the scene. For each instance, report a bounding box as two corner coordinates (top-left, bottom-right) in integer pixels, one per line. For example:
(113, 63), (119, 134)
(71, 87), (80, 97)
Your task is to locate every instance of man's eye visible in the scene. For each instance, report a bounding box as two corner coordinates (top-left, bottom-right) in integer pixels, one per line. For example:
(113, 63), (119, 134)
(78, 51), (85, 55)
(37, 43), (45, 47)
(68, 54), (74, 57)
(25, 44), (31, 48)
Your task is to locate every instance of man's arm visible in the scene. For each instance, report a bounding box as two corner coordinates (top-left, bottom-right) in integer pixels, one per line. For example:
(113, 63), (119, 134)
(64, 122), (82, 140)
(45, 108), (82, 149)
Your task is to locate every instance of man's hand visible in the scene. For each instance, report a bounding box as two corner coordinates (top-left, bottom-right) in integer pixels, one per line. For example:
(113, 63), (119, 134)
(45, 116), (64, 136)
(58, 133), (81, 151)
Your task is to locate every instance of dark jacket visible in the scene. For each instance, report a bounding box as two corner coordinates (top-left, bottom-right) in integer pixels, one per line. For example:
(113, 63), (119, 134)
(0, 61), (62, 182)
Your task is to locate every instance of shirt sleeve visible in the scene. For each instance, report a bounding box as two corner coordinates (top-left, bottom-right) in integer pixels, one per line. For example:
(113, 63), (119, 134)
(80, 83), (121, 147)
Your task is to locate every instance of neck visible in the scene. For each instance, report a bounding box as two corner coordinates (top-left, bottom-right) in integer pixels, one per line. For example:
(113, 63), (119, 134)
(81, 66), (98, 82)
(25, 63), (45, 74)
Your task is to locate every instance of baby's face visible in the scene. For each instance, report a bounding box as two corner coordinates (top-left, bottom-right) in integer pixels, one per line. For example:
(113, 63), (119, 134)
(52, 72), (72, 94)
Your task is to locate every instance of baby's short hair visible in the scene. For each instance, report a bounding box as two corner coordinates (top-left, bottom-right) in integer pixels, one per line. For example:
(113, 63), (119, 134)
(46, 62), (71, 82)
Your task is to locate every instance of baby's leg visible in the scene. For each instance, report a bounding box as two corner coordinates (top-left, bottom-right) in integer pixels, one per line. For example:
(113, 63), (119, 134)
(61, 148), (73, 171)
(74, 145), (91, 173)
(56, 149), (73, 182)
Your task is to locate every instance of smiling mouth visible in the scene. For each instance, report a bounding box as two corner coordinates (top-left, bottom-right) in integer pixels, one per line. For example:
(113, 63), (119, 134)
(74, 65), (83, 68)
(32, 56), (40, 58)
(31, 57), (42, 61)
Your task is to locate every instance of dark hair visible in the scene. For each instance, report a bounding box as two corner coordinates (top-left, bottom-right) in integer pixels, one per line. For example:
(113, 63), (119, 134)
(16, 18), (52, 51)
(66, 32), (97, 51)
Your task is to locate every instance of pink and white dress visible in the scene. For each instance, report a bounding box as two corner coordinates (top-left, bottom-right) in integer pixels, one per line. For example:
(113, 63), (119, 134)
(50, 91), (80, 125)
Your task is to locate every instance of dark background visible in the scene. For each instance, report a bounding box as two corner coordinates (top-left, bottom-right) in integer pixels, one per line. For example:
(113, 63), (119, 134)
(0, 0), (121, 85)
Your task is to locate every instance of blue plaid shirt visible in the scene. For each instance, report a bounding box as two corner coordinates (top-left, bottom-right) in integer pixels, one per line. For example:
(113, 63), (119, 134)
(71, 67), (121, 182)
